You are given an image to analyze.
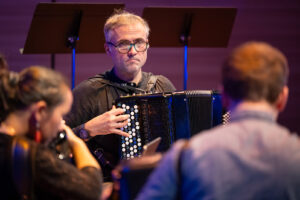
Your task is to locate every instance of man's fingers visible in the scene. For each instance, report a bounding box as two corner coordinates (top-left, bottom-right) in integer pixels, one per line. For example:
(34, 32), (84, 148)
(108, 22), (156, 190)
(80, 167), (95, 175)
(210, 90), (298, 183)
(114, 129), (130, 137)
(112, 119), (129, 129)
(116, 114), (130, 122)
(110, 107), (126, 115)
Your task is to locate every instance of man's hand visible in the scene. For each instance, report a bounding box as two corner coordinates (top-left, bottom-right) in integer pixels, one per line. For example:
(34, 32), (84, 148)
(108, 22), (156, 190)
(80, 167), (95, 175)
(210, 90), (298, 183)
(85, 106), (130, 137)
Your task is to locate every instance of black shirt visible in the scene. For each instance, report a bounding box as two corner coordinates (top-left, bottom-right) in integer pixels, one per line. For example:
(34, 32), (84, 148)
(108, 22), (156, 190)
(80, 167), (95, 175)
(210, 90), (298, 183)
(65, 69), (176, 181)
(0, 133), (102, 200)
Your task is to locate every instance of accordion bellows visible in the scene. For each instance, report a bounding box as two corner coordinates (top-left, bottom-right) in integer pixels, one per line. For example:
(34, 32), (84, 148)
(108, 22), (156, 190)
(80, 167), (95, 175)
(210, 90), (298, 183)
(115, 90), (223, 159)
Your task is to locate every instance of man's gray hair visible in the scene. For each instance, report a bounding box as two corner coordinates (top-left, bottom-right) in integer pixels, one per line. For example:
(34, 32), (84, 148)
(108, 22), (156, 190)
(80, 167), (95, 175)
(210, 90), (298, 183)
(104, 10), (150, 42)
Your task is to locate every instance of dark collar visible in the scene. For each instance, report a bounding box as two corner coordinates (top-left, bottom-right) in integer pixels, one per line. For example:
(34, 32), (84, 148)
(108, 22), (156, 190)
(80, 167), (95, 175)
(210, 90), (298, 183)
(105, 68), (151, 90)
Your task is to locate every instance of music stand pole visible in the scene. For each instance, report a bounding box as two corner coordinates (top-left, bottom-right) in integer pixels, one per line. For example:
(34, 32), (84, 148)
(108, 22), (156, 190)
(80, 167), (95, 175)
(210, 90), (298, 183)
(67, 35), (79, 89)
(67, 35), (78, 89)
(67, 9), (81, 89)
(180, 13), (193, 90)
(183, 45), (188, 90)
(72, 48), (76, 89)
(142, 7), (237, 90)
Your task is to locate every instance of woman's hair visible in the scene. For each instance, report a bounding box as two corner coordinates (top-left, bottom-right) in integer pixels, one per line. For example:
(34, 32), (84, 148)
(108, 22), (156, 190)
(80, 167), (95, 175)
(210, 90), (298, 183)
(0, 54), (9, 70)
(0, 66), (68, 122)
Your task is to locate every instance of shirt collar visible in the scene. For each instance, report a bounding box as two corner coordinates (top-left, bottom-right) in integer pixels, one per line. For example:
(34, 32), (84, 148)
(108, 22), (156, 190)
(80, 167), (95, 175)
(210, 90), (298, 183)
(229, 110), (276, 123)
(107, 68), (150, 89)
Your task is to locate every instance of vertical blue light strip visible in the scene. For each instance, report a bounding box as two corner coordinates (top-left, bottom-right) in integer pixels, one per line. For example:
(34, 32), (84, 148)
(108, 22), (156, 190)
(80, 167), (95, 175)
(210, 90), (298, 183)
(184, 45), (188, 90)
(72, 48), (75, 89)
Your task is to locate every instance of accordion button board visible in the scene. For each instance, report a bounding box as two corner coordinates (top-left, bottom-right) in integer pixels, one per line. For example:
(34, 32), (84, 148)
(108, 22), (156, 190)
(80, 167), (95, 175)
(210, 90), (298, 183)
(119, 103), (143, 159)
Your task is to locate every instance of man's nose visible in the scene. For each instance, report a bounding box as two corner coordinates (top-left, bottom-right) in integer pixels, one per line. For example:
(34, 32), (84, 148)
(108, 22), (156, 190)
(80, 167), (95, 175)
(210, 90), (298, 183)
(127, 44), (137, 55)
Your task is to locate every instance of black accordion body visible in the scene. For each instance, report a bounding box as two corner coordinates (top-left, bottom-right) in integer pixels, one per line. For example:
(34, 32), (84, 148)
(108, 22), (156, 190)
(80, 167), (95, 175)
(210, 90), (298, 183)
(115, 90), (223, 160)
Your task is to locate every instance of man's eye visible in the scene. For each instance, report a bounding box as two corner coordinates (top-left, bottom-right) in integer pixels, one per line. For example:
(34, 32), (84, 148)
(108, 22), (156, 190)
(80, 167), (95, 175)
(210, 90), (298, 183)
(135, 39), (146, 44)
(118, 41), (131, 47)
(138, 39), (146, 43)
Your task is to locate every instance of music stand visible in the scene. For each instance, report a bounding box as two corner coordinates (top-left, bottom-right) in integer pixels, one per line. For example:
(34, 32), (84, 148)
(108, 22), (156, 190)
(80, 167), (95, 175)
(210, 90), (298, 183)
(142, 7), (237, 90)
(23, 2), (125, 88)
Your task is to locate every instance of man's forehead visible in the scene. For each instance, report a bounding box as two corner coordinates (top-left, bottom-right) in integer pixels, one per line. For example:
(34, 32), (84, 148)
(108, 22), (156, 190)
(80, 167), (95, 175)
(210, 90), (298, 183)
(108, 23), (147, 42)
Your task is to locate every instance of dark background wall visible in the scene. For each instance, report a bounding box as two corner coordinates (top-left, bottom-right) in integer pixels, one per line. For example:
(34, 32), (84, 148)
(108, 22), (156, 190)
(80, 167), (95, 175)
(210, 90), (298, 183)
(1, 0), (299, 133)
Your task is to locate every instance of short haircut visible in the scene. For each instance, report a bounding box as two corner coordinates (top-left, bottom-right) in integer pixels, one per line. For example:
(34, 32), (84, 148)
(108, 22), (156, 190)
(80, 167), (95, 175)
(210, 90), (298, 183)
(222, 41), (289, 104)
(104, 9), (150, 42)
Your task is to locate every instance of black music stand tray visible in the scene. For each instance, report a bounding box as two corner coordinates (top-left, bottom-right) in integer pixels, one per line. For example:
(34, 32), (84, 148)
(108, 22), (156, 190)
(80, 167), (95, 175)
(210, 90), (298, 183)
(142, 7), (237, 90)
(23, 2), (124, 88)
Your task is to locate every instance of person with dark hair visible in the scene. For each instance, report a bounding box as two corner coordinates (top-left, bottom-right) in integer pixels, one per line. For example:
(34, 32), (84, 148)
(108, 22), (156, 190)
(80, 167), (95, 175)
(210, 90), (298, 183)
(0, 53), (8, 70)
(137, 42), (300, 200)
(0, 66), (102, 200)
(65, 10), (176, 181)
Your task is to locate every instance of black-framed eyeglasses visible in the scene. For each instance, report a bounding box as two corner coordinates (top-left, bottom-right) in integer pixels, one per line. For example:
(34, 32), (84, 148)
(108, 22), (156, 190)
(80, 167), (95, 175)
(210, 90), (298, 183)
(107, 40), (149, 54)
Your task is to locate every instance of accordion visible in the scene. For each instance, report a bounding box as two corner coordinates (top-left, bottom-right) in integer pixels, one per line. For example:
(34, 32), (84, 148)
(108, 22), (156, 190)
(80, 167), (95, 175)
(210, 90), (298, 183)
(115, 90), (223, 160)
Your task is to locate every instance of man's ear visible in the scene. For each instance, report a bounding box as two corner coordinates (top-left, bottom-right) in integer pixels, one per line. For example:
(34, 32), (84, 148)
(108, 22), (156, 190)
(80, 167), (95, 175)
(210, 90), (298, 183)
(104, 43), (111, 55)
(275, 86), (289, 112)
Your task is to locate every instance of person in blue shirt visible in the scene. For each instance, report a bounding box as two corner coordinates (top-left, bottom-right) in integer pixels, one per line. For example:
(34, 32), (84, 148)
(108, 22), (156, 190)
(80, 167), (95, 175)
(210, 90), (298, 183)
(137, 41), (300, 200)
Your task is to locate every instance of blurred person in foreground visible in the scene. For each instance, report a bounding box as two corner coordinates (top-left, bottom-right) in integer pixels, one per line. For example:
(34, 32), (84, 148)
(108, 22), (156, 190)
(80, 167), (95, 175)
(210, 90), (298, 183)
(0, 53), (9, 70)
(0, 66), (102, 200)
(137, 41), (300, 200)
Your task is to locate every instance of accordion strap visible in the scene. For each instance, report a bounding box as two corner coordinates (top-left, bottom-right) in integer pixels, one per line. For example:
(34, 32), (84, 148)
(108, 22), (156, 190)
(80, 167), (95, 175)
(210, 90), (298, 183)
(95, 75), (158, 93)
(146, 75), (158, 92)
